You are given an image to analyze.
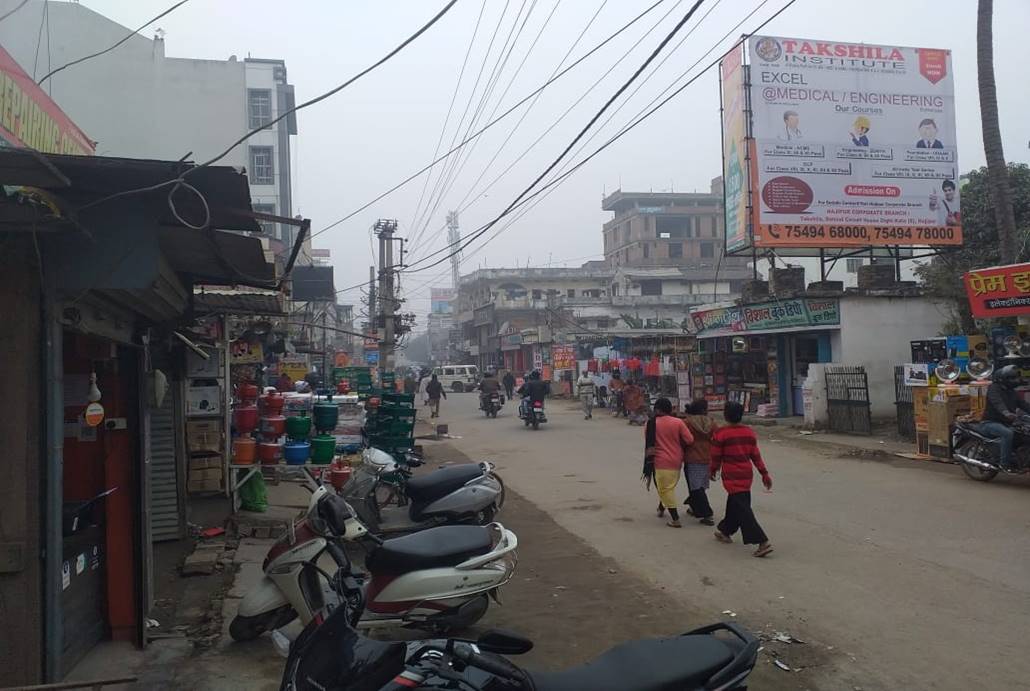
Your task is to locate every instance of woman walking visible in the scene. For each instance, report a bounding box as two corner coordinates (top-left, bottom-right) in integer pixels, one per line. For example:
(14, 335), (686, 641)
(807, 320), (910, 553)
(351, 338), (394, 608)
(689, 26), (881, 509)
(682, 399), (716, 526)
(642, 398), (694, 527)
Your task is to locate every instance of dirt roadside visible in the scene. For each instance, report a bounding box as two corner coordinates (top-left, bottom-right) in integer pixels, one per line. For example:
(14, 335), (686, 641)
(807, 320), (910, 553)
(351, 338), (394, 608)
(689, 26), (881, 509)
(425, 439), (840, 690)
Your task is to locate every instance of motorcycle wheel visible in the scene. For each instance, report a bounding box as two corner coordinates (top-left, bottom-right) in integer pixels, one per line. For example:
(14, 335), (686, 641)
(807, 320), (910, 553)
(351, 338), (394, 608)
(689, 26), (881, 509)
(957, 440), (999, 482)
(532, 419), (539, 430)
(492, 473), (506, 510)
(229, 605), (297, 642)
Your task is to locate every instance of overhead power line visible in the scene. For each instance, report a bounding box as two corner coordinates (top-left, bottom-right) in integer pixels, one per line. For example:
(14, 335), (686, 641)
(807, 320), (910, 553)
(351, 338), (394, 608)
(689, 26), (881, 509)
(0, 0), (31, 24)
(403, 0), (798, 274)
(38, 0), (191, 85)
(78, 0), (459, 213)
(309, 0), (667, 242)
(404, 0), (707, 273)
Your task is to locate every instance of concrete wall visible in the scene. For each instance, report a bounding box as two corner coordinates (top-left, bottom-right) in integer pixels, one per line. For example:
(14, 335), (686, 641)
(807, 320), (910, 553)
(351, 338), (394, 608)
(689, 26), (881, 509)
(831, 296), (950, 417)
(0, 1), (247, 165)
(0, 238), (43, 684)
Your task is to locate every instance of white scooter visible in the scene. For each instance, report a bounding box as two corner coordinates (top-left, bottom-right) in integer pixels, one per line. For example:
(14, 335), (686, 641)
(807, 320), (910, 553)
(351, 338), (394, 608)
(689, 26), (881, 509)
(230, 486), (518, 641)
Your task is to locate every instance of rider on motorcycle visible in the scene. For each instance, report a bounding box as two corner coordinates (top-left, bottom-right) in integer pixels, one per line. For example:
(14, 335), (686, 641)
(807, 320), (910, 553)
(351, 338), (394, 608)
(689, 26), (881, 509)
(981, 364), (1030, 470)
(517, 370), (550, 414)
(478, 369), (501, 409)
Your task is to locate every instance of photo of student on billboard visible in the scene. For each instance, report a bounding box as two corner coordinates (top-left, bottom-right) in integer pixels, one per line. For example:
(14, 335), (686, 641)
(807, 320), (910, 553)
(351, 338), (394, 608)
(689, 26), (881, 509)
(916, 118), (944, 148)
(779, 110), (802, 141)
(930, 179), (960, 226)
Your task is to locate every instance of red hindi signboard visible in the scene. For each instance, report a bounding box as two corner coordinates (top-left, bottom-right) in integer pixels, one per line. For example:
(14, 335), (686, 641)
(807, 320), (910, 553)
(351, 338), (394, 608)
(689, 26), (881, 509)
(964, 262), (1030, 318)
(0, 46), (93, 155)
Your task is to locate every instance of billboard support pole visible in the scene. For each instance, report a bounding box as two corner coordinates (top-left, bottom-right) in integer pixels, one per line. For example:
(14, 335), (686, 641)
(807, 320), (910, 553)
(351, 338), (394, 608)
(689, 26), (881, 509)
(819, 248), (827, 281)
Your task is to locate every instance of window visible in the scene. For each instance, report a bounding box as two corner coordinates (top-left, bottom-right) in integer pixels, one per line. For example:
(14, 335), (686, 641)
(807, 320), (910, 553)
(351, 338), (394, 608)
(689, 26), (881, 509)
(532, 289), (542, 300)
(846, 258), (864, 273)
(700, 241), (714, 258)
(567, 289), (575, 298)
(248, 89), (273, 129)
(443, 367), (455, 376)
(252, 202), (276, 237)
(249, 146), (274, 184)
(640, 280), (663, 296)
(668, 242), (683, 258)
(597, 318), (610, 328)
(643, 243), (650, 258)
(656, 216), (690, 238)
(612, 283), (619, 296)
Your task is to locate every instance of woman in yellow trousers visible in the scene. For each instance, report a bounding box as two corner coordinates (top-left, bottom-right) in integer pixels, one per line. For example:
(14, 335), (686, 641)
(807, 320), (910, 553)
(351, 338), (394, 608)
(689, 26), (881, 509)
(642, 398), (694, 527)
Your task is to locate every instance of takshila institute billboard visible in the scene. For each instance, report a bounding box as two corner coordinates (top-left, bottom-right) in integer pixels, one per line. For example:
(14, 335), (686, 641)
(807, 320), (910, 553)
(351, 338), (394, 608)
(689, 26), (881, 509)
(747, 36), (961, 248)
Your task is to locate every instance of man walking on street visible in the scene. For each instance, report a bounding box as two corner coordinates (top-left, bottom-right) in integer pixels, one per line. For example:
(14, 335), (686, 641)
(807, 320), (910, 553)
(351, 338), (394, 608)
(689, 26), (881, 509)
(502, 371), (516, 400)
(576, 371), (596, 419)
(426, 374), (446, 418)
(710, 401), (774, 557)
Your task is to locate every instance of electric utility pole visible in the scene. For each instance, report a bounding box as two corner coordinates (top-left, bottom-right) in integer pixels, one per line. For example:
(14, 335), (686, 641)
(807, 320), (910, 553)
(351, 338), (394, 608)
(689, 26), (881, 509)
(447, 210), (461, 290)
(375, 219), (398, 371)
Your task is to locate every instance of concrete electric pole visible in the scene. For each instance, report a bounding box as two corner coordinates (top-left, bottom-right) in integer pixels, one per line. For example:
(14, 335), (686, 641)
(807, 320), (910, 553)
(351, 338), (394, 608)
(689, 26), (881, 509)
(375, 219), (398, 371)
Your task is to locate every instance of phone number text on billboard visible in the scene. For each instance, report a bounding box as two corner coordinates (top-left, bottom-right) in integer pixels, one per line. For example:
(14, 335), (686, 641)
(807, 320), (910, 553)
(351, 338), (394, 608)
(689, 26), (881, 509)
(758, 223), (961, 247)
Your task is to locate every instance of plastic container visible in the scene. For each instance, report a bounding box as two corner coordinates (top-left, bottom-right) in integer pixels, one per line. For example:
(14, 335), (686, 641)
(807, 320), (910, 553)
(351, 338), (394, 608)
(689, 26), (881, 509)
(238, 383), (259, 403)
(232, 437), (257, 464)
(257, 441), (283, 465)
(311, 435), (336, 464)
(261, 392), (285, 414)
(284, 414), (311, 439)
(233, 406), (259, 434)
(329, 459), (352, 491)
(313, 400), (339, 432)
(259, 415), (286, 437)
(283, 440), (311, 465)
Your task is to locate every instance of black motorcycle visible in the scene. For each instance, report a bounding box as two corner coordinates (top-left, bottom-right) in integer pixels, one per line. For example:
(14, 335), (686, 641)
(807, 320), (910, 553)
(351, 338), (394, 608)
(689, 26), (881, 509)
(480, 392), (503, 418)
(518, 398), (547, 430)
(951, 415), (1030, 481)
(280, 560), (759, 691)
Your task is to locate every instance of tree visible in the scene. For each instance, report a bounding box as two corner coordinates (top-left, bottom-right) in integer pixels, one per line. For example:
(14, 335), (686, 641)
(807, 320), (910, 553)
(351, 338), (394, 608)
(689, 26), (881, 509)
(977, 0), (1018, 263)
(915, 164), (1030, 332)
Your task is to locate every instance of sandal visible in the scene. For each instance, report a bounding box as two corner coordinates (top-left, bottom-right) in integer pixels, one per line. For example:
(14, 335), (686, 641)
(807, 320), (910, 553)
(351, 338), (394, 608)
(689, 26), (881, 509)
(667, 520), (682, 528)
(753, 544), (774, 558)
(713, 531), (733, 544)
(699, 517), (715, 526)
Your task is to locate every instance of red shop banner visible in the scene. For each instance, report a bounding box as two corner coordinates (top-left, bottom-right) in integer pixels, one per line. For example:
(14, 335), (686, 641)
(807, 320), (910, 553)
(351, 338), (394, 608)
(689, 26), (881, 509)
(964, 262), (1030, 318)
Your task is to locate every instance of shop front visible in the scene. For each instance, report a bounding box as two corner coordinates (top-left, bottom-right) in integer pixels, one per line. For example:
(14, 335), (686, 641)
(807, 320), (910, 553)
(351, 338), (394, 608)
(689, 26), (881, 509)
(499, 322), (524, 374)
(690, 298), (840, 415)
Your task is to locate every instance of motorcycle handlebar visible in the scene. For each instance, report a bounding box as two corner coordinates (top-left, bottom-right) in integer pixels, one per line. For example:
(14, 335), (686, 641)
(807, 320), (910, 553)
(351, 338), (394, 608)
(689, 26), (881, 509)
(452, 643), (522, 682)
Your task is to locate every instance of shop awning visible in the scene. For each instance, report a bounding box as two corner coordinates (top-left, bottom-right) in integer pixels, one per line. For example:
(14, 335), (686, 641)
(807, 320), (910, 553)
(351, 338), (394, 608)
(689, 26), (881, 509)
(193, 288), (286, 316)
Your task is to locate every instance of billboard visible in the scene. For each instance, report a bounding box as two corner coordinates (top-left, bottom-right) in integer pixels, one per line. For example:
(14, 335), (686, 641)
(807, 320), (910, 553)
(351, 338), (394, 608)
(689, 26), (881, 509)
(720, 45), (749, 253)
(0, 46), (93, 155)
(746, 36), (960, 248)
(964, 262), (1030, 318)
(430, 287), (453, 314)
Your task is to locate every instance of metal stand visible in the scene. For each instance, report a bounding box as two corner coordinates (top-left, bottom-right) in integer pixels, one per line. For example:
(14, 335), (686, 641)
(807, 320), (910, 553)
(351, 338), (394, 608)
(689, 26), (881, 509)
(229, 463), (326, 512)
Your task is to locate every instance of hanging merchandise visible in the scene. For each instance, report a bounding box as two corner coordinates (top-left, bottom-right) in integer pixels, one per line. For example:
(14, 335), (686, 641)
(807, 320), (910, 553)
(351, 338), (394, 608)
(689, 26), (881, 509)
(238, 473), (268, 513)
(87, 371), (102, 402)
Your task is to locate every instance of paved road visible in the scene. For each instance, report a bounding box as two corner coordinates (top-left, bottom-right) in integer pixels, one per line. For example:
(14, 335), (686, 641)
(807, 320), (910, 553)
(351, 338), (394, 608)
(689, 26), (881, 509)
(434, 392), (1030, 689)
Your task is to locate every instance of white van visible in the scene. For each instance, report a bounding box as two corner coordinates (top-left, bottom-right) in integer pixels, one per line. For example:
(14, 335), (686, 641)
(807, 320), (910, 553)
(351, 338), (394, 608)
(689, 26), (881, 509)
(432, 365), (480, 392)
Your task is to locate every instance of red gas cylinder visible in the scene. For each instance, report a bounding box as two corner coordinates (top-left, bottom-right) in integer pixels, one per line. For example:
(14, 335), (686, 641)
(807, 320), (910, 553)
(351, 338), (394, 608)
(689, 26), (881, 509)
(234, 405), (259, 433)
(329, 459), (352, 491)
(238, 383), (259, 404)
(336, 381), (350, 395)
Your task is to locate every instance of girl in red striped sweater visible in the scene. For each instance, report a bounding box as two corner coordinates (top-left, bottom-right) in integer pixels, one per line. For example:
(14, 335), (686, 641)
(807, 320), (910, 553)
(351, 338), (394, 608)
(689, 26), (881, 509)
(710, 402), (774, 557)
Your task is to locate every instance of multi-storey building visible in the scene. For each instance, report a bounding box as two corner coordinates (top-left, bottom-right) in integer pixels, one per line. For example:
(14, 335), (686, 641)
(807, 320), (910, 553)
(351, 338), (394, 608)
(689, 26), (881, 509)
(0, 1), (299, 255)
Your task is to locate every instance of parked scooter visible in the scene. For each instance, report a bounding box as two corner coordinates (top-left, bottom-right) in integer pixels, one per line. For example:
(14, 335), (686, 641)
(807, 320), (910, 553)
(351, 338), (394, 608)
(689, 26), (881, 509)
(344, 448), (506, 534)
(231, 486), (518, 642)
(278, 567), (759, 691)
(952, 414), (1030, 481)
(518, 398), (547, 430)
(480, 392), (503, 418)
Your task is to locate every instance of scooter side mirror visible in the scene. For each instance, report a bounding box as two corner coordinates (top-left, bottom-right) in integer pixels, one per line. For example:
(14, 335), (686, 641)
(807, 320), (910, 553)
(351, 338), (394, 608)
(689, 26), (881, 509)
(476, 629), (534, 655)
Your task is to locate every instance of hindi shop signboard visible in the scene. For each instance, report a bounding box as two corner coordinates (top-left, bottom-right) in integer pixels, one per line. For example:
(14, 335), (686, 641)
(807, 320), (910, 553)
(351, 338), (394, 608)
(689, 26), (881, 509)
(964, 263), (1030, 318)
(551, 344), (575, 370)
(744, 36), (961, 248)
(691, 298), (840, 338)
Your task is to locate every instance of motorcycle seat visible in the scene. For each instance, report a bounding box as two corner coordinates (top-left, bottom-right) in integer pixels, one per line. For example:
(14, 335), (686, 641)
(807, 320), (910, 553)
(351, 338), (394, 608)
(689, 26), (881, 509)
(527, 635), (735, 691)
(366, 525), (493, 573)
(406, 463), (484, 503)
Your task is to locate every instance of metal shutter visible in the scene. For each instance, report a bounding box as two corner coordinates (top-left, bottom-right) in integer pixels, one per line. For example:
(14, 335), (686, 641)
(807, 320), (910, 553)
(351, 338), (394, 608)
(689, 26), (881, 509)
(149, 388), (182, 541)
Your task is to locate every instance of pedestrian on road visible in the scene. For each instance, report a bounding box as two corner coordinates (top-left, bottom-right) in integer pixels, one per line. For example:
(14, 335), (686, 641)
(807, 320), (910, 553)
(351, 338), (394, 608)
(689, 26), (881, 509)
(576, 371), (596, 419)
(682, 399), (717, 526)
(502, 371), (516, 400)
(643, 397), (694, 528)
(623, 380), (648, 425)
(426, 374), (446, 419)
(710, 402), (773, 557)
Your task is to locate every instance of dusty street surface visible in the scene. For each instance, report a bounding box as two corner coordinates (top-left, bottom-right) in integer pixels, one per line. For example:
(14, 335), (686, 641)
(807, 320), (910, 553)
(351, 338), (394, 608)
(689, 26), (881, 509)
(430, 392), (1030, 690)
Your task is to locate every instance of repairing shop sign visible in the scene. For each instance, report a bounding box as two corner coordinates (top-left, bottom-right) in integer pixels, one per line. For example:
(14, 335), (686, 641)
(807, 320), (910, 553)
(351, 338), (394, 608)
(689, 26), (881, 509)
(964, 262), (1030, 318)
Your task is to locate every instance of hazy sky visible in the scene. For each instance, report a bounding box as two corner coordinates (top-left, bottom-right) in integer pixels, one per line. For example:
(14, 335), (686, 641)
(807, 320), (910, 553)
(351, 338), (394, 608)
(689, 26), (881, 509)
(35, 1), (1030, 321)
